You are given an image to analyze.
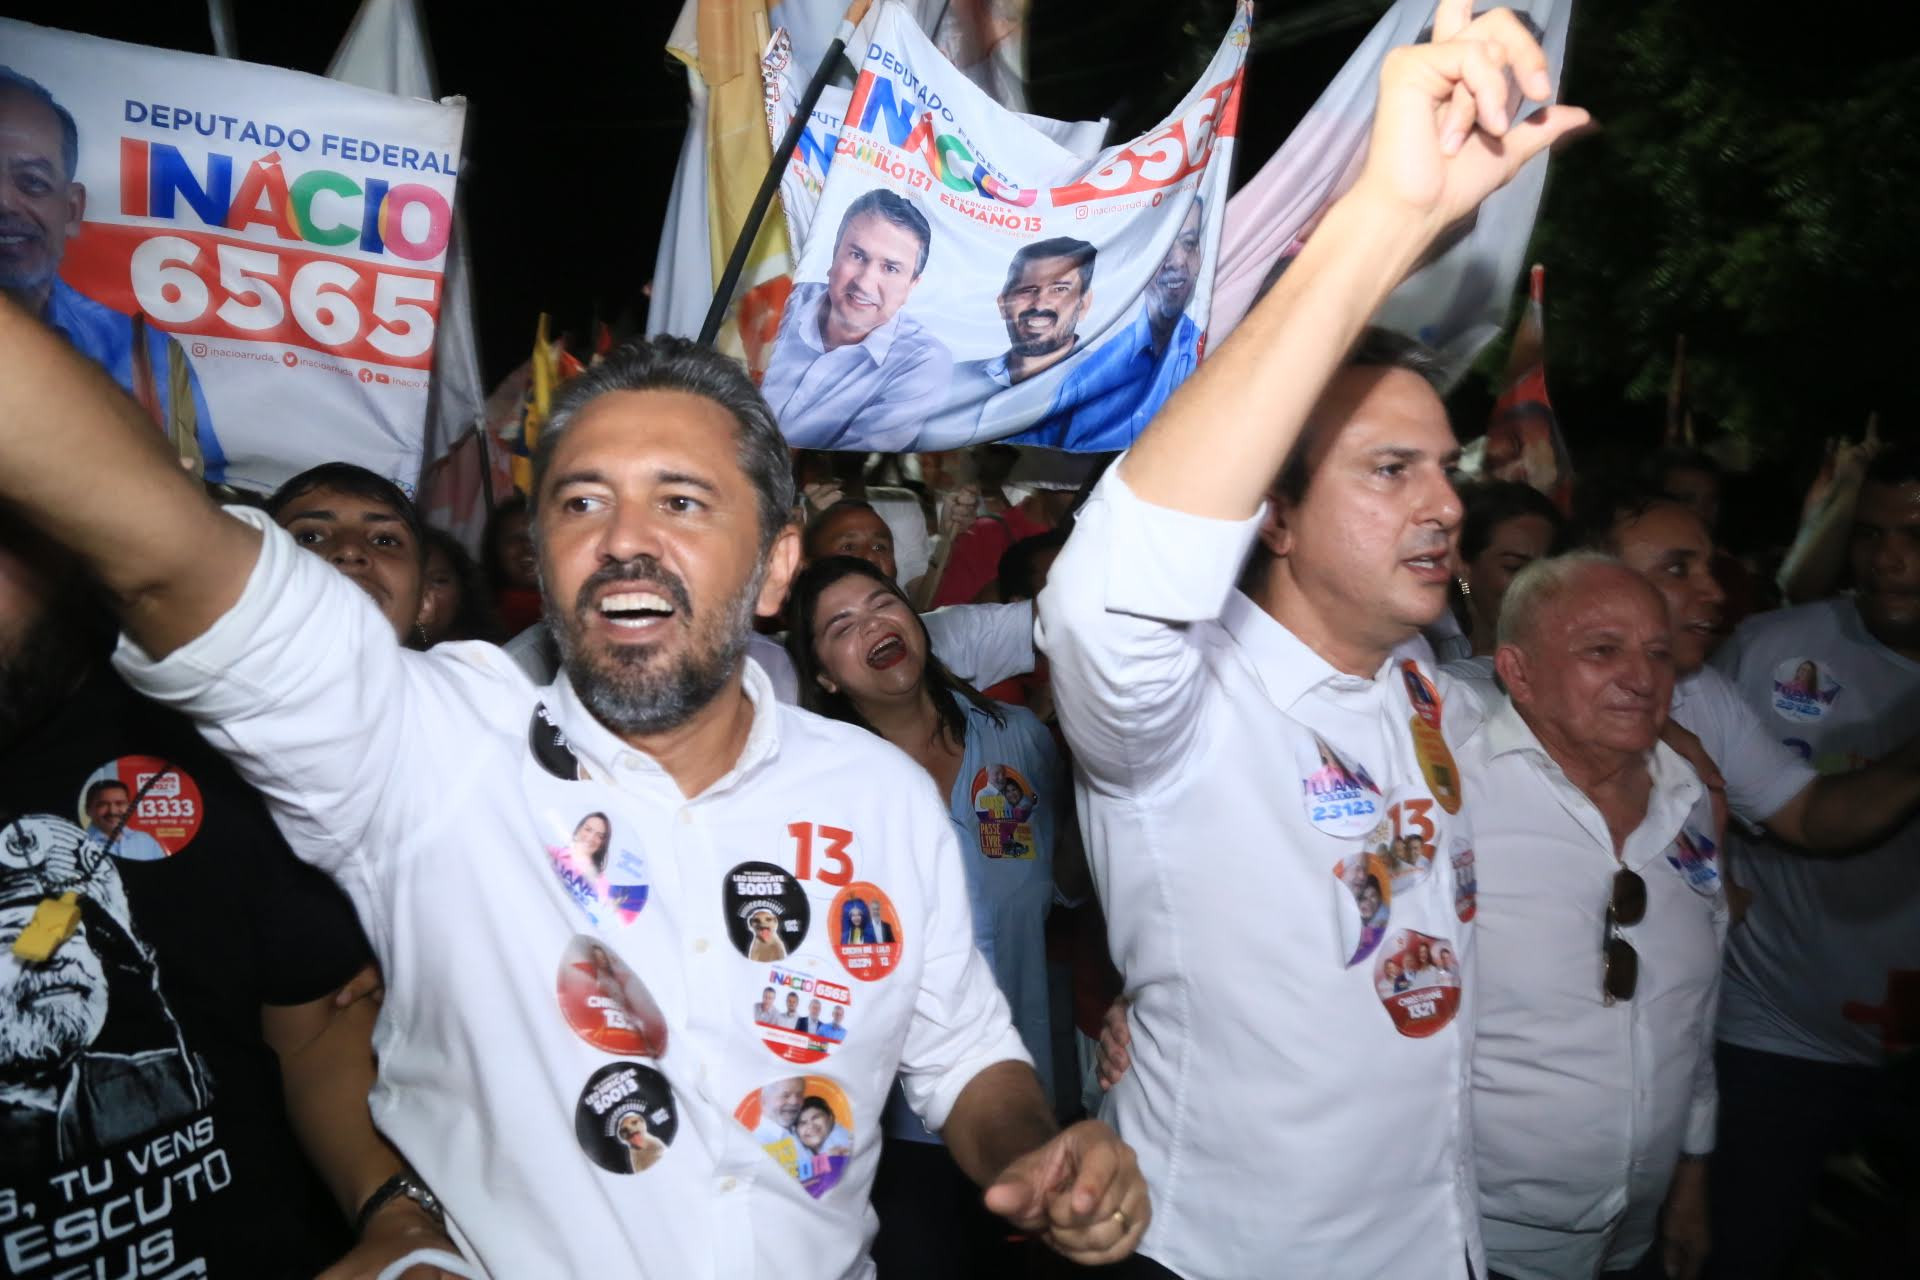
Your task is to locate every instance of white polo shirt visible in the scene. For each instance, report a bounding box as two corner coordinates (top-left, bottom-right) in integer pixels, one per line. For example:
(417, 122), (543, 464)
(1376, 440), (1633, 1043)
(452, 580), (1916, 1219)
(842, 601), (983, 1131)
(1461, 695), (1726, 1279)
(114, 508), (1029, 1280)
(1037, 469), (1483, 1280)
(1711, 599), (1920, 1065)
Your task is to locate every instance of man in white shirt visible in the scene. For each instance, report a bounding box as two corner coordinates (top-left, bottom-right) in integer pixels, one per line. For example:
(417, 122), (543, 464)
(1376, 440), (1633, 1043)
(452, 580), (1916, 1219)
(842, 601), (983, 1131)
(1034, 7), (1589, 1276)
(1694, 445), (1920, 1279)
(1464, 554), (1723, 1280)
(1099, 554), (1725, 1279)
(760, 188), (954, 451)
(0, 313), (1150, 1277)
(79, 777), (170, 862)
(1581, 489), (1920, 853)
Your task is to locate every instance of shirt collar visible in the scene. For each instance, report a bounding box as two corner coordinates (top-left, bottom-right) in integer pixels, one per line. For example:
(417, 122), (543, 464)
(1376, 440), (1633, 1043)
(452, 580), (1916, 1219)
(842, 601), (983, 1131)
(41, 278), (83, 342)
(1483, 691), (1703, 805)
(544, 653), (784, 799)
(1220, 591), (1395, 710)
(801, 284), (903, 366)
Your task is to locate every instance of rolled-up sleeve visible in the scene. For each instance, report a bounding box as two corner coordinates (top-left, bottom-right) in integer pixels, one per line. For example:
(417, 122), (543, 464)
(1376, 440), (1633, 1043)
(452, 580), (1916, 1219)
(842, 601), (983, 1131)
(1034, 465), (1263, 791)
(1688, 665), (1817, 828)
(924, 600), (1035, 690)
(897, 797), (1032, 1133)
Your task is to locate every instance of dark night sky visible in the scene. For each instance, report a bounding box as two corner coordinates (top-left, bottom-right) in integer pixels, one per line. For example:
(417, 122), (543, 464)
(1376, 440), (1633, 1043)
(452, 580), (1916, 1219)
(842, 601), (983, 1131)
(5, 0), (1359, 389)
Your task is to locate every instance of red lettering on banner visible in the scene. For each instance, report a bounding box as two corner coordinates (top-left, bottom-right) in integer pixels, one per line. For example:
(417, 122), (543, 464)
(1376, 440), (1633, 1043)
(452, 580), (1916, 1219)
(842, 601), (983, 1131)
(118, 139), (149, 218)
(1048, 79), (1238, 207)
(59, 222), (442, 369)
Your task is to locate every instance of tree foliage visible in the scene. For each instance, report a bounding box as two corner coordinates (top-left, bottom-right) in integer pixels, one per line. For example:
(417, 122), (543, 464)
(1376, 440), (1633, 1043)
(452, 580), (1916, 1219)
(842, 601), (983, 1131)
(1518, 0), (1920, 458)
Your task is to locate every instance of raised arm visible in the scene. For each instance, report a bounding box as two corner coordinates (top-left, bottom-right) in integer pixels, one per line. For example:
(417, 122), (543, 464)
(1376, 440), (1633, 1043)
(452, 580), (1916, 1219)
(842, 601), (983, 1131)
(0, 296), (259, 657)
(1120, 1), (1587, 520)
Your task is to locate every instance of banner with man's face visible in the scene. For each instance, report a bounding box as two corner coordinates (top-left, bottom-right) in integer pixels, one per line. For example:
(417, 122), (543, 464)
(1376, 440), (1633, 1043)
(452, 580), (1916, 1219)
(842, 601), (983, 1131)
(760, 0), (1248, 454)
(0, 19), (465, 493)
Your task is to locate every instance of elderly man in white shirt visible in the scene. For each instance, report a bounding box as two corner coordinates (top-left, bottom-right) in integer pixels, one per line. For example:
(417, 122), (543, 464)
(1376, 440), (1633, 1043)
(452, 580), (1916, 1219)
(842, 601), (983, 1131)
(0, 312), (1152, 1277)
(1034, 7), (1591, 1277)
(1463, 553), (1725, 1280)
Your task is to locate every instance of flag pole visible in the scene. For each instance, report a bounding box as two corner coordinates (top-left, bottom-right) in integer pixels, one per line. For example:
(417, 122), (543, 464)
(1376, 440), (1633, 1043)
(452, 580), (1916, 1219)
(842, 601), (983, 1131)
(697, 0), (873, 347)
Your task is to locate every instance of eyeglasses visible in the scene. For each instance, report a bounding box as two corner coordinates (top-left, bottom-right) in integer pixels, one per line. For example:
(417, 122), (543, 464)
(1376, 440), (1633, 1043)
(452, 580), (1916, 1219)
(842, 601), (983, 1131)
(1603, 867), (1646, 1006)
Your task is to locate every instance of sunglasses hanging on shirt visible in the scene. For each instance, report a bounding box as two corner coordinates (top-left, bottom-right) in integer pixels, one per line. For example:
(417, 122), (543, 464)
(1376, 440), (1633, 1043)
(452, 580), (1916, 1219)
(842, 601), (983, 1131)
(1602, 866), (1646, 1006)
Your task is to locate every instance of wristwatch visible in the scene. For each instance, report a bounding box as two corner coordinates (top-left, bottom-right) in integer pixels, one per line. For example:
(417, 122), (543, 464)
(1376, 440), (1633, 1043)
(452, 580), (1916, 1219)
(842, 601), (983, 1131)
(355, 1171), (446, 1237)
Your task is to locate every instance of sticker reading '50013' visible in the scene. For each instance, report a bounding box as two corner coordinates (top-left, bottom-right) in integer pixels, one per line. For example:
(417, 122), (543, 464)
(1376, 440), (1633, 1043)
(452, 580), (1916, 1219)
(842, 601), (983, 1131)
(574, 1062), (677, 1175)
(725, 861), (811, 961)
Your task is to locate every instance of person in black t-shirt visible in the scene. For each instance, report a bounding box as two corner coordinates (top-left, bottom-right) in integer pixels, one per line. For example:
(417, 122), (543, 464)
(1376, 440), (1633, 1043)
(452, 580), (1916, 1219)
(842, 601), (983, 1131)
(0, 503), (457, 1279)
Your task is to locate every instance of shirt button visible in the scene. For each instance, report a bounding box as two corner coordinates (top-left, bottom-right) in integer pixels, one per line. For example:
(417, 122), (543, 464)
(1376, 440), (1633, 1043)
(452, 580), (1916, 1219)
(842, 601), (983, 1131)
(719, 1177), (737, 1192)
(693, 938), (710, 954)
(678, 808), (694, 825)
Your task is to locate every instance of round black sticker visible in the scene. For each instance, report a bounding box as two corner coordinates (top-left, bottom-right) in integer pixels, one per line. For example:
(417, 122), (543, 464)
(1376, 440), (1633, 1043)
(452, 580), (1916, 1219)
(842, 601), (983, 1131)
(723, 861), (810, 961)
(574, 1062), (677, 1174)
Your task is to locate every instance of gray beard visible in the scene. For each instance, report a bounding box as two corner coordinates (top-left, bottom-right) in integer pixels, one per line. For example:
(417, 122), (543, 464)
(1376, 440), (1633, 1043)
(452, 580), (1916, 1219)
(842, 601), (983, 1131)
(552, 564), (764, 738)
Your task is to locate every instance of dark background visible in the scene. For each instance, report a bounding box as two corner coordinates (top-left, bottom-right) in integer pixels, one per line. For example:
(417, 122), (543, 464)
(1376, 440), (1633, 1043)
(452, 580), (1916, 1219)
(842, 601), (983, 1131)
(8, 0), (1916, 553)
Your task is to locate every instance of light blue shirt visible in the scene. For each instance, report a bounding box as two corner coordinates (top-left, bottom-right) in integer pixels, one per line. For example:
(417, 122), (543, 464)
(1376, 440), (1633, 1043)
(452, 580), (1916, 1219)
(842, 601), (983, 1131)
(886, 695), (1063, 1142)
(760, 281), (953, 451)
(1016, 300), (1200, 451)
(45, 279), (225, 483)
(83, 825), (170, 863)
(910, 352), (1012, 451)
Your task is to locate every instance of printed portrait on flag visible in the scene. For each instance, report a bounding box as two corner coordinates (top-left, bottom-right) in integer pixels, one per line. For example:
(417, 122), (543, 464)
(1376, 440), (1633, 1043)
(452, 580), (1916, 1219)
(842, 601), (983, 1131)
(762, 0), (1248, 453)
(1, 18), (465, 494)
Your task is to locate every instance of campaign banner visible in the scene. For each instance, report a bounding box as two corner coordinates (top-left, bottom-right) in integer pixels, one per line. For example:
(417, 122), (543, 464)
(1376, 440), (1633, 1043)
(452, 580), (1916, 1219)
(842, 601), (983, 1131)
(1, 18), (467, 493)
(763, 28), (1107, 253)
(759, 0), (1247, 453)
(647, 0), (1042, 373)
(1209, 0), (1572, 387)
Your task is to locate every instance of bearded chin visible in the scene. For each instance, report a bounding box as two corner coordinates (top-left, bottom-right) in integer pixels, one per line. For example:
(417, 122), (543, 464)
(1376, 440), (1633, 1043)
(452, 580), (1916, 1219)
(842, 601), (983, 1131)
(555, 564), (764, 738)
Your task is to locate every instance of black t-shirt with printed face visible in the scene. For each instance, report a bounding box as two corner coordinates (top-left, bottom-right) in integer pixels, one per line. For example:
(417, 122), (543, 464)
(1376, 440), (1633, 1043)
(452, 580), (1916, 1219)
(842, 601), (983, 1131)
(0, 669), (370, 1278)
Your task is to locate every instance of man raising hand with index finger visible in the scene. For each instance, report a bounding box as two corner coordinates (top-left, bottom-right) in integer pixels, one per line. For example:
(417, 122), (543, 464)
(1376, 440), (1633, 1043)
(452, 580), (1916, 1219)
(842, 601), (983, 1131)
(1037, 4), (1588, 1278)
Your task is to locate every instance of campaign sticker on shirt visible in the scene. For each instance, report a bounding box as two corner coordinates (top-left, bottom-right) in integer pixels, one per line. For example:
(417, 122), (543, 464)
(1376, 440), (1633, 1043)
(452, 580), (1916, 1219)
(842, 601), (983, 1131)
(752, 966), (853, 1064)
(1371, 929), (1462, 1038)
(556, 935), (669, 1057)
(575, 1062), (677, 1174)
(1401, 661), (1443, 730)
(725, 861), (811, 962)
(75, 757), (203, 859)
(1408, 719), (1463, 816)
(1368, 806), (1436, 893)
(1300, 734), (1383, 838)
(529, 703), (587, 780)
(1771, 658), (1841, 722)
(735, 1076), (855, 1199)
(830, 882), (903, 981)
(545, 812), (650, 927)
(1667, 828), (1721, 896)
(971, 764), (1039, 860)
(1449, 838), (1478, 923)
(1332, 846), (1392, 966)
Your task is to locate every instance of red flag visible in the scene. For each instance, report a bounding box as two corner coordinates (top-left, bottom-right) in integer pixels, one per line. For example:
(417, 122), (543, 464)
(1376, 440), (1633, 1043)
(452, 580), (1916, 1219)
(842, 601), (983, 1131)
(1484, 265), (1574, 514)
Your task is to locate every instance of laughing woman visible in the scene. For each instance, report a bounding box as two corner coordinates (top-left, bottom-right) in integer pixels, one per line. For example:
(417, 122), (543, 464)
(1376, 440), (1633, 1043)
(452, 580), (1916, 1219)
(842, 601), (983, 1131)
(788, 555), (1086, 1279)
